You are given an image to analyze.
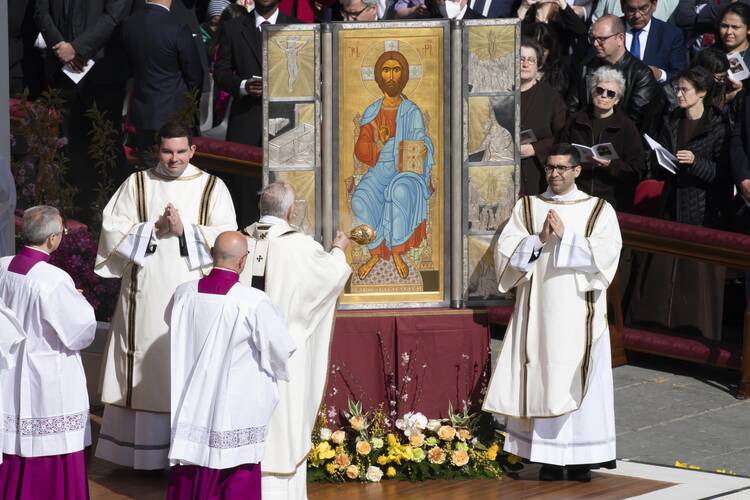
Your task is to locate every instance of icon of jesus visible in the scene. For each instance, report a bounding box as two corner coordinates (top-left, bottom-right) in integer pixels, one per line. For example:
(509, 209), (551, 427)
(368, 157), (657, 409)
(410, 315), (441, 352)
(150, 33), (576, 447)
(351, 50), (435, 280)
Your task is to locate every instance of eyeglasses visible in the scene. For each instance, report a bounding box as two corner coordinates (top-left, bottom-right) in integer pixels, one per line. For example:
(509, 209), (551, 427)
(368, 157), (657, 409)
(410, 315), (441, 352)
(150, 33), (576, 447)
(341, 5), (372, 20)
(623, 3), (652, 15)
(544, 164), (578, 174)
(588, 32), (622, 45)
(594, 86), (618, 99)
(520, 56), (538, 64)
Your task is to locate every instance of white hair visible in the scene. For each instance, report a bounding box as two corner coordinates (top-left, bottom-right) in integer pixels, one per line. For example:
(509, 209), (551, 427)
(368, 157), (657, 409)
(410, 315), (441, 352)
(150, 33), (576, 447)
(587, 66), (626, 99)
(22, 205), (63, 245)
(259, 182), (296, 219)
(340, 0), (377, 9)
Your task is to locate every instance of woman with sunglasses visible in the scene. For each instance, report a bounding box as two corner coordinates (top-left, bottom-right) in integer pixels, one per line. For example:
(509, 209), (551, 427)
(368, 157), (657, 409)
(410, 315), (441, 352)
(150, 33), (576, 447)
(558, 66), (645, 211)
(628, 66), (731, 341)
(519, 38), (568, 195)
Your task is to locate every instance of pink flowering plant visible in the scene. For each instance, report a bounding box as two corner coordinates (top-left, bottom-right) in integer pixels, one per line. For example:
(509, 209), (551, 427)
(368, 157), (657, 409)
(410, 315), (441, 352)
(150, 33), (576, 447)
(307, 398), (523, 483)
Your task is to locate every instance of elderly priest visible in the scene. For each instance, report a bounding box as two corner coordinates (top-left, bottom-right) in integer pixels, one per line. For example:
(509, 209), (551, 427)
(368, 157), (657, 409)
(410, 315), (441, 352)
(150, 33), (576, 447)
(240, 182), (351, 499)
(95, 121), (237, 470)
(167, 231), (295, 499)
(483, 143), (622, 482)
(0, 206), (97, 499)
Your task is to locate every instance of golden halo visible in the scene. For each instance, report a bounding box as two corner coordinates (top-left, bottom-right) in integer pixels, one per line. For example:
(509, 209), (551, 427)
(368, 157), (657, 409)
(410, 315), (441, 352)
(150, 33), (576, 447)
(359, 39), (423, 100)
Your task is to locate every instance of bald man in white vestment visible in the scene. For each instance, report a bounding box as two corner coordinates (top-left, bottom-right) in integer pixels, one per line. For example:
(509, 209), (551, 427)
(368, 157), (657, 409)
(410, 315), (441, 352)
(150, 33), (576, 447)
(239, 182), (352, 500)
(483, 144), (622, 482)
(0, 206), (97, 499)
(95, 122), (237, 470)
(167, 232), (295, 499)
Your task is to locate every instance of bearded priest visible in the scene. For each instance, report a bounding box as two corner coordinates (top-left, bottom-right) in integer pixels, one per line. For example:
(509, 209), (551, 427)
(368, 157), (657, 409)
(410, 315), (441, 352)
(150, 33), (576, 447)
(0, 206), (97, 499)
(239, 182), (351, 500)
(483, 143), (622, 482)
(167, 231), (295, 499)
(95, 121), (237, 470)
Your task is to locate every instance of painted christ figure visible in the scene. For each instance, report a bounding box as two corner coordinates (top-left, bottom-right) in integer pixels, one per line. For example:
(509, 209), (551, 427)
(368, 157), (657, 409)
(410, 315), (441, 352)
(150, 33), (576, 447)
(352, 50), (435, 280)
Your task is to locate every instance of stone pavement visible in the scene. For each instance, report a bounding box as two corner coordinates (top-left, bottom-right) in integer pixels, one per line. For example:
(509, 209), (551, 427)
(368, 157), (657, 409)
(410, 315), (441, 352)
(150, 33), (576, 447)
(489, 337), (750, 479)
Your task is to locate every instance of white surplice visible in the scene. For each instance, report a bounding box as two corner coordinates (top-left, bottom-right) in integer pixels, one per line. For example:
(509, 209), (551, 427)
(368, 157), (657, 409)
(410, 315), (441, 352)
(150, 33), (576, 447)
(0, 303), (26, 465)
(94, 164), (236, 469)
(482, 186), (621, 466)
(0, 257), (97, 457)
(239, 217), (351, 499)
(168, 280), (295, 469)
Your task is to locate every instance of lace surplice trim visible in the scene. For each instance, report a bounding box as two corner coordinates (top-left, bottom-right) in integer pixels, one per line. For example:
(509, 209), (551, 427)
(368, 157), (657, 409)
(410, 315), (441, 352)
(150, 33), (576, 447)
(173, 422), (267, 449)
(3, 411), (88, 436)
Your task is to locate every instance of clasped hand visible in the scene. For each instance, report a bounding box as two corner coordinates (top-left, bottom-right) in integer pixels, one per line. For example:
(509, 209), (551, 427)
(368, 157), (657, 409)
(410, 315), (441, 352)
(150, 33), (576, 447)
(539, 209), (564, 243)
(155, 203), (184, 238)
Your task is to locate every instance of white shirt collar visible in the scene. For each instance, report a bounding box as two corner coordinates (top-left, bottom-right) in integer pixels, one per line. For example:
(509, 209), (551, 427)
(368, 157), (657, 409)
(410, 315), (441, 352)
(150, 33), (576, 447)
(213, 267), (239, 275)
(24, 245), (50, 255)
(456, 5), (468, 19)
(541, 185), (586, 201)
(259, 215), (288, 226)
(256, 9), (280, 29)
(146, 1), (170, 11)
(626, 19), (651, 34)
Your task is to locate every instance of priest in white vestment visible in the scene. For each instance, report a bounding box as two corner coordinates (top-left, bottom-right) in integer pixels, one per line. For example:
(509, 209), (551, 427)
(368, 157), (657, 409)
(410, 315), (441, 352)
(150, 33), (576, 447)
(239, 182), (352, 500)
(95, 122), (237, 470)
(167, 231), (295, 499)
(483, 143), (622, 482)
(0, 206), (97, 498)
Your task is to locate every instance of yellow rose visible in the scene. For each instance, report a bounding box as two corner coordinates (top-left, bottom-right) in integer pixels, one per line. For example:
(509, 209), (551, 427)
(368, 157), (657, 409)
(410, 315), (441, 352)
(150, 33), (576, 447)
(331, 430), (347, 445)
(408, 432), (425, 448)
(386, 466), (397, 477)
(349, 415), (366, 432)
(345, 465), (360, 480)
(334, 453), (351, 468)
(451, 449), (470, 467)
(316, 441), (336, 460)
(377, 455), (389, 465)
(456, 428), (472, 442)
(427, 446), (446, 465)
(437, 425), (456, 441)
(356, 440), (372, 456)
(387, 433), (399, 447)
(325, 462), (336, 475)
(487, 448), (498, 461)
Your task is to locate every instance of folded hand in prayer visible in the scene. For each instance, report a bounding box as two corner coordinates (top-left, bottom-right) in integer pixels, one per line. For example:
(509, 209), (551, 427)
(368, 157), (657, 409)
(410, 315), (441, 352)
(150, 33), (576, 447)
(155, 204), (184, 238)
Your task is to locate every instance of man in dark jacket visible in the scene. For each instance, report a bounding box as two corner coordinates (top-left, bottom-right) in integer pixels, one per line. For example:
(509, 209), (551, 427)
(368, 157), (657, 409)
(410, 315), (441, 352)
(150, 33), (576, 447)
(34, 0), (132, 221)
(122, 0), (204, 150)
(214, 0), (298, 147)
(569, 15), (665, 135)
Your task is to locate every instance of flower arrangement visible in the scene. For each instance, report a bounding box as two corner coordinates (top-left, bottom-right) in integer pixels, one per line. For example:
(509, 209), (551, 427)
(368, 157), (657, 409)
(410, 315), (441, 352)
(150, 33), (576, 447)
(308, 399), (522, 483)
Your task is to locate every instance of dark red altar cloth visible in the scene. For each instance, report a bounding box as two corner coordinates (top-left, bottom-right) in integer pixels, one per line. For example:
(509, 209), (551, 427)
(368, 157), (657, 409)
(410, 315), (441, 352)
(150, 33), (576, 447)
(322, 308), (491, 424)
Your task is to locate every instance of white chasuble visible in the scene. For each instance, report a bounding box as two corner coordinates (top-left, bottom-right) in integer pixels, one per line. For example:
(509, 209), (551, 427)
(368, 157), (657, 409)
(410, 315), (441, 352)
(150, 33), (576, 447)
(168, 281), (294, 469)
(482, 188), (621, 420)
(239, 219), (351, 476)
(95, 164), (236, 413)
(0, 260), (97, 457)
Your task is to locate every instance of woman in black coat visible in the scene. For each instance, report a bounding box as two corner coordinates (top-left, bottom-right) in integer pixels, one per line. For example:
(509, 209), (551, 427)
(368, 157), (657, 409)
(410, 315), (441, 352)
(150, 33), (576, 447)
(558, 66), (645, 212)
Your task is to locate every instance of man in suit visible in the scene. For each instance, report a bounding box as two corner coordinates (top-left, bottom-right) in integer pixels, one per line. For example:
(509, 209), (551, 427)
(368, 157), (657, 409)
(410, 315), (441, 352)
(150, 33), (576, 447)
(213, 0), (298, 225)
(621, 0), (687, 82)
(467, 0), (517, 18)
(34, 0), (132, 222)
(9, 0), (45, 97)
(214, 0), (298, 147)
(122, 0), (204, 150)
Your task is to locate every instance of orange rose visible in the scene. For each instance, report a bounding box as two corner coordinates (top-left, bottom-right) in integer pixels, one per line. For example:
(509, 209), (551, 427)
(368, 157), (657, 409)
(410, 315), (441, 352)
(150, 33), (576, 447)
(456, 428), (472, 442)
(345, 465), (360, 480)
(349, 415), (366, 431)
(356, 440), (372, 456)
(437, 425), (456, 441)
(451, 449), (470, 467)
(427, 446), (446, 465)
(409, 432), (425, 448)
(334, 453), (351, 468)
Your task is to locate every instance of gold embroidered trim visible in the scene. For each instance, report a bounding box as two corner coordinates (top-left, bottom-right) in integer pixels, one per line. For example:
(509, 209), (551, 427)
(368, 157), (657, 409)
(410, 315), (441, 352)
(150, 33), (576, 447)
(199, 175), (217, 227)
(149, 168), (204, 182)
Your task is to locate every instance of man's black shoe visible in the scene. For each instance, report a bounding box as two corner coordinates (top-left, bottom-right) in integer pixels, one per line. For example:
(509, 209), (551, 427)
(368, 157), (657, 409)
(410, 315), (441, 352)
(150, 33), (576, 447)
(538, 464), (564, 481)
(566, 465), (592, 482)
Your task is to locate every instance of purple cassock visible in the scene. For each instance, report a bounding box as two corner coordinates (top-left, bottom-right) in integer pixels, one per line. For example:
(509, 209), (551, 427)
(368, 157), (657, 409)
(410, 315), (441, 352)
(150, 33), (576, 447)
(1, 246), (90, 500)
(166, 267), (261, 500)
